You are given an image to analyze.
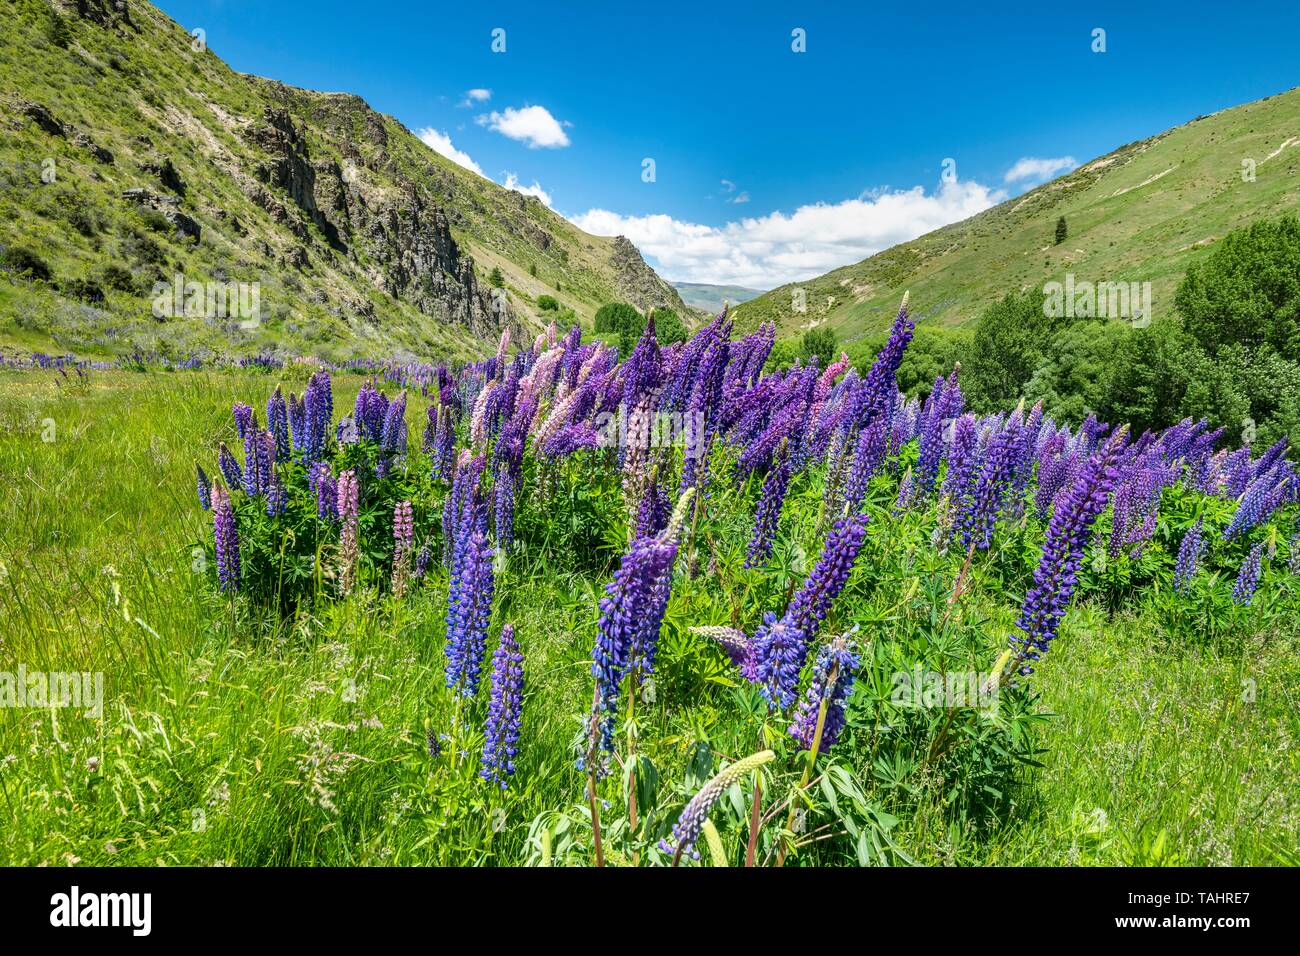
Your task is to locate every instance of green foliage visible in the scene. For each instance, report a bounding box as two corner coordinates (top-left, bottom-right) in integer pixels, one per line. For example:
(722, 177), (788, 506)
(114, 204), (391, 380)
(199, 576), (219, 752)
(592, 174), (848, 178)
(1176, 215), (1300, 360)
(536, 294), (559, 312)
(1, 245), (53, 282)
(488, 266), (505, 288)
(1055, 216), (1067, 245)
(594, 301), (641, 335)
(801, 326), (838, 364)
(764, 338), (799, 373)
(966, 290), (1064, 411)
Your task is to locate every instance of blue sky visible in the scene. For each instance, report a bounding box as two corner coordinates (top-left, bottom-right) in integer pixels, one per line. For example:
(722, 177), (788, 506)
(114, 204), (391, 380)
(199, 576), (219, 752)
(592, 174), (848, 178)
(160, 0), (1300, 288)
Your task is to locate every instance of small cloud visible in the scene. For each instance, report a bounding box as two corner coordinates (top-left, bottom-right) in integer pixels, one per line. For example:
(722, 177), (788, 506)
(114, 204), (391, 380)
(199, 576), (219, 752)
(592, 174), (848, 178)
(503, 172), (553, 208)
(720, 179), (736, 193)
(477, 105), (571, 148)
(1004, 156), (1077, 184)
(729, 191), (750, 205)
(417, 128), (484, 176)
(458, 88), (492, 108)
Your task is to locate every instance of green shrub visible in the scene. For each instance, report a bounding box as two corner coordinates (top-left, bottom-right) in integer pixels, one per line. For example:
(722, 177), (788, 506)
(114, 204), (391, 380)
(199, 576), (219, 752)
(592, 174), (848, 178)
(1, 246), (53, 281)
(536, 294), (559, 312)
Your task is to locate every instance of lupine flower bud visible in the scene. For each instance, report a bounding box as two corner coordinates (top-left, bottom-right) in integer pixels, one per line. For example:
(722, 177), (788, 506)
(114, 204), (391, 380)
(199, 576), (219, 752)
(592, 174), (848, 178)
(196, 464), (211, 510)
(659, 750), (775, 863)
(1232, 543), (1264, 606)
(481, 624), (524, 788)
(1173, 519), (1205, 595)
(211, 484), (240, 592)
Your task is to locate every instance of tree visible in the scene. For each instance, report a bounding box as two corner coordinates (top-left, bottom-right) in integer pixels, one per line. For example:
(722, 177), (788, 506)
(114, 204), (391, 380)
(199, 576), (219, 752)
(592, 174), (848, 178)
(965, 290), (1064, 411)
(537, 294), (559, 312)
(488, 266), (505, 288)
(801, 326), (837, 364)
(1055, 216), (1067, 245)
(650, 308), (687, 345)
(1175, 214), (1300, 360)
(594, 302), (641, 335)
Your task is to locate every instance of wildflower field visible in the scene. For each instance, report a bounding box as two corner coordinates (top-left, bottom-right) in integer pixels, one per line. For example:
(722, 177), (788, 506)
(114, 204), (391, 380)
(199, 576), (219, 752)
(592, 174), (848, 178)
(0, 302), (1297, 867)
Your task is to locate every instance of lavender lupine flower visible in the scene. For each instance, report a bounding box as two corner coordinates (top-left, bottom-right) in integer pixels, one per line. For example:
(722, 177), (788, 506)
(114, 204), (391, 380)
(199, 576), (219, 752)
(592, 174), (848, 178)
(392, 499), (414, 597)
(588, 534), (678, 758)
(1232, 543), (1265, 606)
(1225, 466), (1290, 540)
(302, 371), (333, 464)
(288, 393), (306, 453)
(543, 421), (602, 458)
(635, 476), (672, 540)
(788, 634), (860, 752)
(854, 295), (914, 428)
(267, 387), (290, 462)
(241, 421), (261, 496)
(414, 543), (431, 579)
(1173, 519), (1205, 595)
(745, 444), (793, 568)
(232, 402), (254, 440)
(481, 624), (524, 788)
(337, 469), (360, 593)
(1008, 427), (1127, 675)
(893, 467), (915, 514)
(445, 526), (495, 697)
(196, 464), (211, 510)
(211, 484), (240, 592)
(658, 750), (775, 863)
(316, 469), (338, 522)
(957, 411), (1022, 551)
(942, 413), (980, 506)
(218, 442), (242, 490)
(690, 626), (750, 666)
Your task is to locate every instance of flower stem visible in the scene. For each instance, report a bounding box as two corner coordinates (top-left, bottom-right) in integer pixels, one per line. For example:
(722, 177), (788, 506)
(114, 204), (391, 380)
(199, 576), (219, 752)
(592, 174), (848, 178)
(775, 661), (838, 867)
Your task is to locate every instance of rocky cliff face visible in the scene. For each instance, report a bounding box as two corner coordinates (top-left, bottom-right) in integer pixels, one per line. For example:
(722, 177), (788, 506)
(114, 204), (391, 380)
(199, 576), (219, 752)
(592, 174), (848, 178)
(609, 236), (685, 314)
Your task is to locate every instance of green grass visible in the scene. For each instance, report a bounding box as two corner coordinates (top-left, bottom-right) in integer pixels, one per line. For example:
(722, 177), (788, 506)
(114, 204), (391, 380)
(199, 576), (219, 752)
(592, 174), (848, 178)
(0, 366), (1295, 866)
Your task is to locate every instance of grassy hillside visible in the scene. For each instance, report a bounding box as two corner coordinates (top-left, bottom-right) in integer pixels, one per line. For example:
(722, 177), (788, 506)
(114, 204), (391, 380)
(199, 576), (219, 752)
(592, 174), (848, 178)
(734, 86), (1300, 343)
(0, 0), (685, 362)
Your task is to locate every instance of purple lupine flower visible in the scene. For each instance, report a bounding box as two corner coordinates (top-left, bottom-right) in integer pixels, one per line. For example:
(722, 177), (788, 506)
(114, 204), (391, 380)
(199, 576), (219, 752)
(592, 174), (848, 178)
(380, 390), (408, 455)
(854, 297), (914, 428)
(266, 472), (286, 517)
(196, 464), (211, 510)
(635, 476), (672, 541)
(316, 469), (338, 522)
(1225, 465), (1290, 540)
(691, 626), (750, 666)
(242, 422), (261, 496)
(232, 402), (254, 440)
(481, 624), (524, 788)
(588, 534), (678, 758)
(749, 513), (869, 708)
(337, 469), (360, 592)
(943, 413), (980, 506)
(414, 543), (431, 579)
(745, 444), (793, 568)
(288, 393), (306, 453)
(1173, 519), (1205, 595)
(1232, 543), (1265, 606)
(788, 634), (860, 752)
(543, 421), (602, 458)
(445, 527), (494, 697)
(218, 442), (242, 490)
(302, 371), (332, 464)
(957, 410), (1023, 551)
(212, 484), (240, 592)
(658, 749), (774, 864)
(1008, 427), (1127, 675)
(267, 387), (290, 463)
(843, 418), (887, 511)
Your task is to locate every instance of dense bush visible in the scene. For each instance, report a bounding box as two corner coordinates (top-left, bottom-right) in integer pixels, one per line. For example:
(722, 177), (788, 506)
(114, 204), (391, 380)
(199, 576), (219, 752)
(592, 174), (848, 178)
(1, 245), (53, 281)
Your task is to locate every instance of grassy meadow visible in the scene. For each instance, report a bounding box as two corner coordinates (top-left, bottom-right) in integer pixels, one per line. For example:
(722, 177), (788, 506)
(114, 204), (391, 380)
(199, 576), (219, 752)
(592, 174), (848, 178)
(0, 364), (1295, 866)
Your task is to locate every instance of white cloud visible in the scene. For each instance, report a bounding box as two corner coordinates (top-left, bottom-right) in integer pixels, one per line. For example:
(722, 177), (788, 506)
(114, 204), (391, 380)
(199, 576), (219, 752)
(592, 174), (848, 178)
(729, 191), (750, 205)
(417, 127), (485, 176)
(503, 172), (553, 208)
(720, 179), (736, 193)
(477, 105), (571, 148)
(1004, 156), (1077, 183)
(459, 88), (492, 107)
(569, 180), (1004, 288)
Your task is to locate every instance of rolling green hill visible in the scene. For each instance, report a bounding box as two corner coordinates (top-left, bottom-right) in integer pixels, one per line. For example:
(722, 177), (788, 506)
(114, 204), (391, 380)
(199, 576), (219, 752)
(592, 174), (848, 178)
(734, 87), (1300, 343)
(671, 281), (765, 314)
(0, 0), (685, 362)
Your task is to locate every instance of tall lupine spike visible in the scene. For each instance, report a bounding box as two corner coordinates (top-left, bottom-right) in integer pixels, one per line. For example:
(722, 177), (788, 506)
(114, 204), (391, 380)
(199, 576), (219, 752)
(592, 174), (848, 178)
(392, 500), (414, 597)
(481, 624), (524, 787)
(232, 402), (254, 440)
(380, 390), (408, 455)
(1173, 519), (1206, 594)
(337, 469), (360, 593)
(745, 442), (793, 568)
(267, 386), (290, 462)
(218, 442), (242, 490)
(241, 416), (261, 495)
(689, 625), (750, 666)
(957, 409), (1023, 551)
(211, 483), (240, 592)
(788, 633), (860, 752)
(195, 463), (211, 511)
(266, 471), (286, 517)
(844, 417), (888, 512)
(586, 532), (679, 763)
(658, 750), (775, 864)
(445, 525), (495, 697)
(893, 467), (915, 514)
(1232, 543), (1265, 606)
(1007, 426), (1128, 676)
(854, 293), (914, 428)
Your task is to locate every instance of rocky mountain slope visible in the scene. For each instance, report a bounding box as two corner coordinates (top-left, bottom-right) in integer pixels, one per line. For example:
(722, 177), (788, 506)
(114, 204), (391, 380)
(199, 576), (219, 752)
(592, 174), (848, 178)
(734, 86), (1300, 344)
(0, 0), (685, 361)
